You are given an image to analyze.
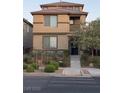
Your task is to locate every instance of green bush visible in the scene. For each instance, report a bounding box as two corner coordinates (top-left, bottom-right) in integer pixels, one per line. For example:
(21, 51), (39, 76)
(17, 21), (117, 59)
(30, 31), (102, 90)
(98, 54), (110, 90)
(58, 61), (64, 67)
(63, 50), (69, 57)
(92, 56), (100, 68)
(23, 55), (33, 64)
(26, 65), (35, 72)
(44, 64), (55, 73)
(49, 61), (59, 70)
(31, 63), (39, 69)
(80, 54), (89, 66)
(23, 63), (27, 69)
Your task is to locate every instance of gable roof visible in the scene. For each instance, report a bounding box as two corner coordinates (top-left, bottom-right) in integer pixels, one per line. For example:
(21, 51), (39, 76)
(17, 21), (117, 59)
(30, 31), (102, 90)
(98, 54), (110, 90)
(40, 1), (84, 8)
(31, 8), (88, 16)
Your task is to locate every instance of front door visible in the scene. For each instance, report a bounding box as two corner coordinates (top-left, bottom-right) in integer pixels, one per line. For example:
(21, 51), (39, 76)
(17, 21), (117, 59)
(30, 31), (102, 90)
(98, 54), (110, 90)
(70, 41), (78, 55)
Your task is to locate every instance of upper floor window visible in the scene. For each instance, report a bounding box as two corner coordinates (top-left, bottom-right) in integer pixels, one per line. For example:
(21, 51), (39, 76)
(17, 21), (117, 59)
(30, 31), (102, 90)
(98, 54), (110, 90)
(44, 16), (57, 27)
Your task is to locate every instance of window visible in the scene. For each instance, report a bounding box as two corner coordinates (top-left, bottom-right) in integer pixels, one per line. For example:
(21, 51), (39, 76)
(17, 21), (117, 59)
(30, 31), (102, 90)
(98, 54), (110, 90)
(44, 16), (57, 27)
(43, 36), (57, 49)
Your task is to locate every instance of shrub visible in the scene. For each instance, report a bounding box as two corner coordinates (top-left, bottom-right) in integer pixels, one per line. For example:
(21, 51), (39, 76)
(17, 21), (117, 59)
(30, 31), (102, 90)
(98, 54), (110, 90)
(44, 64), (55, 73)
(31, 63), (39, 69)
(23, 55), (33, 64)
(23, 63), (27, 69)
(58, 61), (64, 67)
(80, 54), (89, 66)
(49, 61), (59, 70)
(26, 65), (35, 72)
(63, 50), (69, 57)
(92, 56), (100, 68)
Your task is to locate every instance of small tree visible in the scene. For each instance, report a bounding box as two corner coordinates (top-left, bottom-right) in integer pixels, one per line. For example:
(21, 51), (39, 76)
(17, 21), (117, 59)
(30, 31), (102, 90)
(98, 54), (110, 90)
(76, 18), (100, 57)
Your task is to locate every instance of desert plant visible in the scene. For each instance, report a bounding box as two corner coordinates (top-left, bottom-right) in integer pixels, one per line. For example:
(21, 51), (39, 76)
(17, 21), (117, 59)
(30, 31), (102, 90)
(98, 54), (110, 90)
(58, 61), (64, 67)
(23, 63), (27, 69)
(31, 63), (39, 69)
(49, 60), (59, 70)
(23, 55), (33, 64)
(44, 64), (55, 73)
(92, 56), (100, 68)
(26, 65), (35, 72)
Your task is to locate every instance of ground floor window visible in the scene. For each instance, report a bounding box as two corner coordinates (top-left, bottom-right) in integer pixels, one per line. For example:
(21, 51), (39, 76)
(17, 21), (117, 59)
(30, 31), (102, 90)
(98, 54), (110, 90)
(43, 36), (57, 49)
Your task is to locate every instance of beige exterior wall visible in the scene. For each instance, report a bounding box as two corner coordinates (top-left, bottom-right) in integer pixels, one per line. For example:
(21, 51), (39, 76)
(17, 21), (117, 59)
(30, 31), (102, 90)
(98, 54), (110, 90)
(33, 15), (70, 33)
(32, 11), (86, 50)
(33, 35), (42, 50)
(33, 15), (44, 22)
(80, 7), (83, 11)
(58, 35), (68, 49)
(80, 15), (86, 24)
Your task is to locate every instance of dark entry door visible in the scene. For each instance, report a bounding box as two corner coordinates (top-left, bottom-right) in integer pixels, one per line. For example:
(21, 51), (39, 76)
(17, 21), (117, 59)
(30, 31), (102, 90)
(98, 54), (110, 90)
(70, 42), (78, 55)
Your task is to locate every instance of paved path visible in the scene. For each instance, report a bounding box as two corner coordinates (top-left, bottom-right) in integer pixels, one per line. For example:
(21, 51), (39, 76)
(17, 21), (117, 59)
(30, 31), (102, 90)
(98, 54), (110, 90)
(63, 55), (81, 76)
(70, 55), (81, 68)
(24, 76), (100, 93)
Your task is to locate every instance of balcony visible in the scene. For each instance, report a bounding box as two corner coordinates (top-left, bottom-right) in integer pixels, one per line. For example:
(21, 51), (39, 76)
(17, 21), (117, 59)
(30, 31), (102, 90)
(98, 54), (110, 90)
(69, 16), (80, 32)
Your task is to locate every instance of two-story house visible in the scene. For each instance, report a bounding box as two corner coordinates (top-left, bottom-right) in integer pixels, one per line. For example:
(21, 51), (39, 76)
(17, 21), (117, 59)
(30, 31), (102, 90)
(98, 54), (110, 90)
(31, 1), (88, 55)
(23, 18), (33, 53)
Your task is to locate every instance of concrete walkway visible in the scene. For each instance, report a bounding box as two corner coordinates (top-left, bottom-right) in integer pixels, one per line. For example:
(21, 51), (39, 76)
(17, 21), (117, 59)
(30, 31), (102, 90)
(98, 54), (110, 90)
(70, 55), (81, 68)
(63, 55), (82, 76)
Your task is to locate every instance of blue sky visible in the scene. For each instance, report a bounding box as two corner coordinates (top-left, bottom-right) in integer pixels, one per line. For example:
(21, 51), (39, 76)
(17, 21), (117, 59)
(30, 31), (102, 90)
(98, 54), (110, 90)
(23, 0), (100, 23)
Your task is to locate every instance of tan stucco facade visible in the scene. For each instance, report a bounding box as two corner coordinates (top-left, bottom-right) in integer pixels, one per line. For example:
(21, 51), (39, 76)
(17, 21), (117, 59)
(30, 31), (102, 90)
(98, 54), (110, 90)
(33, 15), (70, 33)
(32, 14), (86, 50)
(32, 2), (87, 51)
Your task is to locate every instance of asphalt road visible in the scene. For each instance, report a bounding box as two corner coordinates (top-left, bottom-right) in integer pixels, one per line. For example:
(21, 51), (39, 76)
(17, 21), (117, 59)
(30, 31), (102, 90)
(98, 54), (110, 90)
(24, 76), (100, 93)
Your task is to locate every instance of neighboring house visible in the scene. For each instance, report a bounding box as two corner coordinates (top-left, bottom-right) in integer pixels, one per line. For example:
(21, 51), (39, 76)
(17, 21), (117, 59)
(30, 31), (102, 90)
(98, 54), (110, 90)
(31, 1), (88, 55)
(23, 18), (33, 53)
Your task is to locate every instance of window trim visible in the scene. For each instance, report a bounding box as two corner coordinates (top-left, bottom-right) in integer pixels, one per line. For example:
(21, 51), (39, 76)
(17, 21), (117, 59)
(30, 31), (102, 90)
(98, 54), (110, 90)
(42, 36), (58, 49)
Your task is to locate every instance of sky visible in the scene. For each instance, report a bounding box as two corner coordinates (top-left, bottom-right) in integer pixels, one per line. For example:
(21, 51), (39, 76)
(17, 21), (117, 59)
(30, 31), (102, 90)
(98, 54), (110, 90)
(23, 0), (100, 23)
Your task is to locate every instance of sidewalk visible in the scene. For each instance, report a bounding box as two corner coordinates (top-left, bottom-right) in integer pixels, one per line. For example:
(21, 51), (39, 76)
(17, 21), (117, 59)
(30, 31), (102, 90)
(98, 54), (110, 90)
(81, 68), (100, 77)
(23, 67), (100, 77)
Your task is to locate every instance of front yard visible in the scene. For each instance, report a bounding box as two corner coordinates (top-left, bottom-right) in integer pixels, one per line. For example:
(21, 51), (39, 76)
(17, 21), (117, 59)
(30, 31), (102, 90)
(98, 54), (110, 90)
(80, 53), (100, 68)
(23, 50), (70, 73)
